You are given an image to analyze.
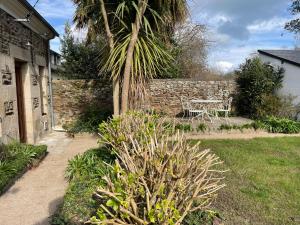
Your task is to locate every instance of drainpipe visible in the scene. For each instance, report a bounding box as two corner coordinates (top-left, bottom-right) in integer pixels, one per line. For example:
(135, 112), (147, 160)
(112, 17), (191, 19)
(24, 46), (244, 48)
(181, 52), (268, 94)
(48, 42), (66, 132)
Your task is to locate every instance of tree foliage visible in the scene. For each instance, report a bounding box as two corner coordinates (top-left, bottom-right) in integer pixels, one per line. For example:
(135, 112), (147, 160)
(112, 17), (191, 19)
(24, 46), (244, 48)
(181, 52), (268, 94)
(285, 0), (300, 34)
(235, 57), (285, 119)
(166, 23), (208, 78)
(72, 0), (188, 114)
(59, 23), (104, 79)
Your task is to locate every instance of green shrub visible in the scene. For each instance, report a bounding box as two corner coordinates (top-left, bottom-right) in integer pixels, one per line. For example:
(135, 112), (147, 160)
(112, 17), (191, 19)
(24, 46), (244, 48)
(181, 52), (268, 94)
(236, 57), (284, 119)
(218, 123), (257, 132)
(51, 147), (115, 225)
(98, 111), (169, 152)
(63, 107), (112, 135)
(66, 148), (114, 181)
(196, 123), (207, 132)
(257, 117), (300, 134)
(0, 142), (47, 194)
(91, 112), (225, 225)
(175, 123), (193, 132)
(183, 210), (221, 225)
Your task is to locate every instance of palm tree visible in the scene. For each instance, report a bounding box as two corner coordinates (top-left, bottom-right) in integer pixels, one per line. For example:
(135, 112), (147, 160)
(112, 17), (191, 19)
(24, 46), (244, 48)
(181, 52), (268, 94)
(72, 0), (189, 114)
(72, 0), (121, 116)
(119, 0), (188, 113)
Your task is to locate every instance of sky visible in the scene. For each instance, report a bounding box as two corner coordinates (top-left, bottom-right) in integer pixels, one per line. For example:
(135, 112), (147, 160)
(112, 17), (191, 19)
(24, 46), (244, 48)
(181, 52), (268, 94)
(28, 0), (298, 72)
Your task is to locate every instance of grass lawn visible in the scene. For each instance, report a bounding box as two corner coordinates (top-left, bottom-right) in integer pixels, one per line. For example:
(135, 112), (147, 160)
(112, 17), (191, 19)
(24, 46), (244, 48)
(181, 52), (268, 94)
(191, 137), (300, 225)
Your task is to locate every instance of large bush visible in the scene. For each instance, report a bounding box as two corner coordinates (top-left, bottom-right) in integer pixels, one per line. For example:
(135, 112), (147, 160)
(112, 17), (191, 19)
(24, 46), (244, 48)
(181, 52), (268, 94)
(256, 116), (300, 134)
(236, 57), (284, 119)
(89, 112), (225, 225)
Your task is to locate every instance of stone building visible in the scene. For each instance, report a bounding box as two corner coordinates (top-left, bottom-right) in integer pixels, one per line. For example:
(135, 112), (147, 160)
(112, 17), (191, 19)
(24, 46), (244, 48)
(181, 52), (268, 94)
(0, 0), (58, 144)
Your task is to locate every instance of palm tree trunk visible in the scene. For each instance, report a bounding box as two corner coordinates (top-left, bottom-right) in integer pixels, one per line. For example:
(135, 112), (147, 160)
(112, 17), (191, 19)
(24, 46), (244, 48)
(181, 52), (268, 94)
(121, 0), (148, 114)
(100, 0), (120, 116)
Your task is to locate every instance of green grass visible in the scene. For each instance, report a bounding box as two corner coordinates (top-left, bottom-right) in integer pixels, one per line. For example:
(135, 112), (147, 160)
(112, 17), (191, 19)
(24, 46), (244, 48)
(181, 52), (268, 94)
(190, 137), (300, 225)
(0, 142), (47, 194)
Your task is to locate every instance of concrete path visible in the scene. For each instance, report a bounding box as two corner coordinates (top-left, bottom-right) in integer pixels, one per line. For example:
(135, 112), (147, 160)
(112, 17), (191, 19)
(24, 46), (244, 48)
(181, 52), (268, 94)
(0, 132), (99, 225)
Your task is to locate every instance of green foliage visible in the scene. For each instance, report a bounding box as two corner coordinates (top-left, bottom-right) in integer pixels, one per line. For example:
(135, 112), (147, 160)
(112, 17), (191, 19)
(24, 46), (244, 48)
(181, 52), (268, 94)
(257, 116), (300, 134)
(182, 210), (221, 225)
(218, 123), (257, 131)
(66, 148), (114, 181)
(175, 123), (193, 132)
(63, 107), (112, 135)
(285, 0), (300, 34)
(51, 147), (115, 225)
(59, 22), (104, 80)
(0, 142), (47, 194)
(236, 57), (284, 119)
(196, 123), (208, 132)
(93, 112), (224, 224)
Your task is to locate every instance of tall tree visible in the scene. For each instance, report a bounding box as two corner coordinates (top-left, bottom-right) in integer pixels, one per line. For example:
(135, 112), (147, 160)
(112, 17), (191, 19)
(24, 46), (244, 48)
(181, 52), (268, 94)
(285, 0), (300, 34)
(73, 0), (121, 116)
(59, 23), (102, 80)
(73, 0), (189, 114)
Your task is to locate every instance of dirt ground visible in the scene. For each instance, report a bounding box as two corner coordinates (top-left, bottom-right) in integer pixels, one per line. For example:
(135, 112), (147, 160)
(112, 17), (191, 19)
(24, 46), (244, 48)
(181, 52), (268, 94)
(0, 132), (98, 225)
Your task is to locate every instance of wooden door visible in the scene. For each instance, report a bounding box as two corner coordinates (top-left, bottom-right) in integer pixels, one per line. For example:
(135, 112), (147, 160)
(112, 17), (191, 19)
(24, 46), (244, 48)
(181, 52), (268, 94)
(15, 63), (27, 143)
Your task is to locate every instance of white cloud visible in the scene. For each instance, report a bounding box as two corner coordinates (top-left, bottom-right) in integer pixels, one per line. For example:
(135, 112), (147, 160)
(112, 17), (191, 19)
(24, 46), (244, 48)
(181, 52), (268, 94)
(247, 17), (288, 34)
(29, 0), (75, 19)
(215, 61), (234, 73)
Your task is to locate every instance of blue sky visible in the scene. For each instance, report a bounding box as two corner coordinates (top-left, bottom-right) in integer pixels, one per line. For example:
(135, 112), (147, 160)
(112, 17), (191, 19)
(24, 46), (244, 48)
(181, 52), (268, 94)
(28, 0), (298, 72)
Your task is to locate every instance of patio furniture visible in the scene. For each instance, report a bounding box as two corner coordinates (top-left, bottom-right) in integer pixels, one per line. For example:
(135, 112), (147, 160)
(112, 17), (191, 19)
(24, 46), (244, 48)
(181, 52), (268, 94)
(190, 99), (223, 122)
(215, 97), (233, 118)
(180, 97), (205, 119)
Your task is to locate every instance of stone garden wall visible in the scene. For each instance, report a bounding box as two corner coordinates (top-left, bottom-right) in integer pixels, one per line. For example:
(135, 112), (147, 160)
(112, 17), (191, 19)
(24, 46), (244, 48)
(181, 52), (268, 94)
(143, 79), (237, 116)
(52, 79), (236, 125)
(52, 80), (112, 126)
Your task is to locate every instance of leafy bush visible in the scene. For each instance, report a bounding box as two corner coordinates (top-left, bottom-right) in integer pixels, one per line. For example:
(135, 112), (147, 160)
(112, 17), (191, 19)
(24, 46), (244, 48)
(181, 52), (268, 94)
(66, 148), (114, 181)
(89, 134), (224, 225)
(196, 123), (207, 132)
(51, 147), (115, 225)
(175, 123), (193, 132)
(63, 107), (112, 135)
(92, 112), (225, 224)
(182, 210), (221, 225)
(98, 111), (171, 152)
(257, 117), (300, 134)
(236, 57), (284, 119)
(0, 142), (47, 194)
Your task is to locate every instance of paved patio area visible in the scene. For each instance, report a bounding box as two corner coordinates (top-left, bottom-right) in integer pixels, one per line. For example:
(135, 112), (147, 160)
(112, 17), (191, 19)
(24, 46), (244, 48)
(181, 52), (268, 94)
(0, 132), (98, 225)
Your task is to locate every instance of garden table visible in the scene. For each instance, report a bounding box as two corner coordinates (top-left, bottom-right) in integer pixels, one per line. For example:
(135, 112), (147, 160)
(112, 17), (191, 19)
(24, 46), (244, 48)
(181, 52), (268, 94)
(190, 99), (223, 122)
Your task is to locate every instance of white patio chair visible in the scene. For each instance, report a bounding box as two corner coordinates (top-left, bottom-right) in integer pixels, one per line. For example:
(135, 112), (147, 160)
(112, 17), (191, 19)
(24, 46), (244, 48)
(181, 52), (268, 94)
(215, 97), (233, 118)
(180, 97), (205, 120)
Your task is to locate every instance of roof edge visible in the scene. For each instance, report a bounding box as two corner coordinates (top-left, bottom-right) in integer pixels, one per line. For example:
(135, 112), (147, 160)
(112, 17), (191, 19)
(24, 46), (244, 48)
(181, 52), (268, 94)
(258, 50), (300, 67)
(18, 0), (59, 37)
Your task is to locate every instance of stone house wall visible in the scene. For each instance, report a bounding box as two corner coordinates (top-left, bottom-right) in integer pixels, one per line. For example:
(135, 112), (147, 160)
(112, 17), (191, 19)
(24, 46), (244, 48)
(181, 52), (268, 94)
(0, 8), (51, 144)
(52, 80), (113, 126)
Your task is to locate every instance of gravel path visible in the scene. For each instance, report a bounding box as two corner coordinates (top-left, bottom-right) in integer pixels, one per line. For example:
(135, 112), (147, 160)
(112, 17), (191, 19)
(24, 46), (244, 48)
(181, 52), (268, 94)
(186, 131), (300, 140)
(0, 132), (98, 225)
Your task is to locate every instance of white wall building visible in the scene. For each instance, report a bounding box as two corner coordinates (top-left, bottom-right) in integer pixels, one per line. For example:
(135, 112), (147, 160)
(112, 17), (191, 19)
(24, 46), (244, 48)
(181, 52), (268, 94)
(258, 50), (300, 104)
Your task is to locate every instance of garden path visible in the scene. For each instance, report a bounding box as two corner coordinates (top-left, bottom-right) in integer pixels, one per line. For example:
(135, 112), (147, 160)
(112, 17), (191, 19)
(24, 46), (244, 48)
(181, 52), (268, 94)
(0, 132), (98, 225)
(186, 131), (300, 140)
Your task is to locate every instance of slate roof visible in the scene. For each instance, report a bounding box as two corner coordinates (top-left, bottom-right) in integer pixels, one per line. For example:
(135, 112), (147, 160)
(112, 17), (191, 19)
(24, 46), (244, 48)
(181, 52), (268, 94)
(18, 0), (59, 37)
(258, 50), (300, 67)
